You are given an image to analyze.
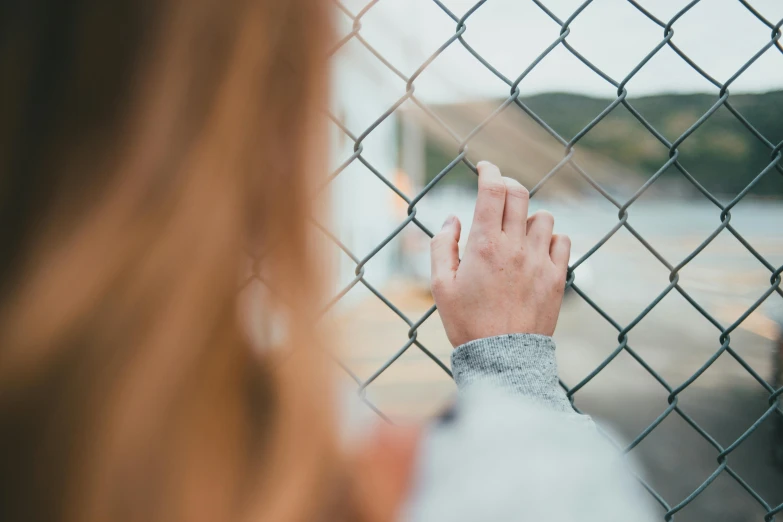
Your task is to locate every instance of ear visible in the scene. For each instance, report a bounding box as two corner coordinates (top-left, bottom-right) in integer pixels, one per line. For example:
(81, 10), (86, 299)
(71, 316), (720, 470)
(351, 423), (420, 522)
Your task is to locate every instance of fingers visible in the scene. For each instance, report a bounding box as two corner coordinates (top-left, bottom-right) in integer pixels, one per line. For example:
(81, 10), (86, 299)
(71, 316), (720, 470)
(471, 161), (505, 235)
(501, 178), (529, 239)
(430, 215), (462, 286)
(550, 234), (571, 272)
(527, 210), (554, 251)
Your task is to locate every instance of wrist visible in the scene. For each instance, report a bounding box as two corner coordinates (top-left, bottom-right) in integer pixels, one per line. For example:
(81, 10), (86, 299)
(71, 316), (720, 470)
(450, 333), (573, 413)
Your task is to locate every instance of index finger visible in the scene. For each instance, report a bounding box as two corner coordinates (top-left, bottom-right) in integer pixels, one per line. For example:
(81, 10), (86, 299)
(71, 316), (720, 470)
(470, 161), (506, 235)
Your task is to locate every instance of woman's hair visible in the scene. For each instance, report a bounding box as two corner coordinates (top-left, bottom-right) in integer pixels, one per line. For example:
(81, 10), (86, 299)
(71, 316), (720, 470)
(0, 1), (337, 521)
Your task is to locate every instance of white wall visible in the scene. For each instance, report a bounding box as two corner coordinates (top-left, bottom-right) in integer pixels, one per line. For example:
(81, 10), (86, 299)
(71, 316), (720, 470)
(327, 51), (403, 307)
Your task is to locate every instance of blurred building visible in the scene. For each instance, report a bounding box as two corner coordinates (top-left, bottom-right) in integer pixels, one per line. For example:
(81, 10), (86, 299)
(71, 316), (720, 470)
(327, 46), (406, 305)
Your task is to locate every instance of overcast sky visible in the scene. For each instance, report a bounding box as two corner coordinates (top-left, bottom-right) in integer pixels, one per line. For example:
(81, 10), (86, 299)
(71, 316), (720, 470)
(335, 0), (783, 103)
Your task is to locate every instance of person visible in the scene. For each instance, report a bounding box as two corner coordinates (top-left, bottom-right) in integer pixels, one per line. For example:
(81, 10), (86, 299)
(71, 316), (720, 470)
(0, 1), (656, 521)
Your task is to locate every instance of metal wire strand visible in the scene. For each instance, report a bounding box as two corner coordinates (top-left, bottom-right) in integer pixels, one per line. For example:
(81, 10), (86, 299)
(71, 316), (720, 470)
(243, 1), (783, 519)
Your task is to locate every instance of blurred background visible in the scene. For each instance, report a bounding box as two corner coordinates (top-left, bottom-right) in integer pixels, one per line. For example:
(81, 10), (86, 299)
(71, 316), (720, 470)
(317, 0), (783, 519)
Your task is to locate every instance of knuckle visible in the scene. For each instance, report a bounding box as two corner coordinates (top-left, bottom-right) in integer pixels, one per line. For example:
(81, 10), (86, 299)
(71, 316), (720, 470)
(534, 210), (554, 224)
(504, 181), (529, 200)
(553, 235), (571, 259)
(476, 239), (497, 261)
(553, 269), (567, 289)
(480, 180), (506, 199)
(430, 276), (446, 295)
(551, 257), (568, 280)
(475, 207), (496, 225)
(511, 247), (526, 267)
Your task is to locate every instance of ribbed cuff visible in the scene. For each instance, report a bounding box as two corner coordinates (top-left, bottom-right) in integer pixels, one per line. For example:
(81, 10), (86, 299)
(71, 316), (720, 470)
(451, 333), (574, 413)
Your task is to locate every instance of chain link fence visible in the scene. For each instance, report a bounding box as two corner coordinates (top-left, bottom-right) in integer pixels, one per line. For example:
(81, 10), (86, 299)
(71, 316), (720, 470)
(315, 1), (783, 520)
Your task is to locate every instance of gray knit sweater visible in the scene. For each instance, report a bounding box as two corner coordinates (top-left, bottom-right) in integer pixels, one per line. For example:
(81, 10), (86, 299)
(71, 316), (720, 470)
(401, 333), (657, 522)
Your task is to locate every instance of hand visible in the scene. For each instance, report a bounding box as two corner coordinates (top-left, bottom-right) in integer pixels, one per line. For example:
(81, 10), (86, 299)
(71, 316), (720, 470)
(430, 161), (570, 347)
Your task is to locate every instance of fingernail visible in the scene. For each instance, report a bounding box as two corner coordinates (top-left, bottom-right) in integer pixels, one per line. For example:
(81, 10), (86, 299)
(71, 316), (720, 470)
(476, 160), (494, 169)
(442, 215), (455, 228)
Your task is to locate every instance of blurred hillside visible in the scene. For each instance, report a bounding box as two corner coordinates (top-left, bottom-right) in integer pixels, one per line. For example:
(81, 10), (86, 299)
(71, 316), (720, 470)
(413, 91), (783, 199)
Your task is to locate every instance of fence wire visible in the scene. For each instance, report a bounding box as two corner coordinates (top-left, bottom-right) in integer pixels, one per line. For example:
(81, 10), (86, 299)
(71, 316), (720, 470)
(272, 0), (783, 519)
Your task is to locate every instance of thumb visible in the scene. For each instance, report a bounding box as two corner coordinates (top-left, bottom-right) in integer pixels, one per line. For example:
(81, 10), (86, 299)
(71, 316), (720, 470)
(430, 215), (461, 285)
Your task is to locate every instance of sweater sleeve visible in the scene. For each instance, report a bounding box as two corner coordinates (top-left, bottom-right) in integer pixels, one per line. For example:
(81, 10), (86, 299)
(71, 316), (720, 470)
(399, 336), (658, 522)
(451, 333), (574, 413)
(399, 386), (658, 522)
